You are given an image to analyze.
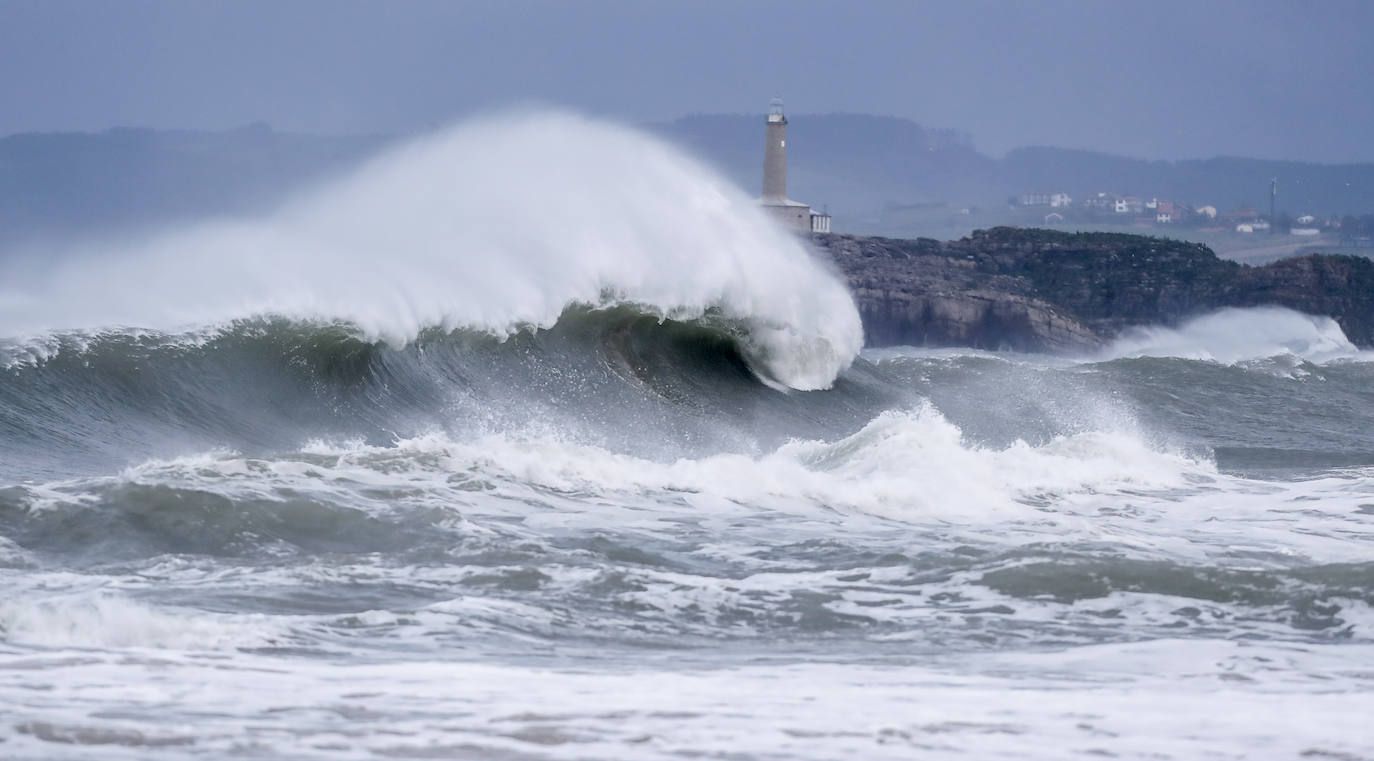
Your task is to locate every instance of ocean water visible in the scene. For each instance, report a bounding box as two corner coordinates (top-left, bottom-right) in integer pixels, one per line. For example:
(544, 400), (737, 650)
(2, 115), (1372, 760)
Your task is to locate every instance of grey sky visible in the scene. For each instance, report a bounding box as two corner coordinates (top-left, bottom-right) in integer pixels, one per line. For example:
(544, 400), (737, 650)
(3, 0), (1372, 162)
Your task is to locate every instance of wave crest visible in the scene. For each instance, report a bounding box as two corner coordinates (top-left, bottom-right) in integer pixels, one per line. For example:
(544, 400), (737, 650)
(1101, 307), (1370, 364)
(0, 112), (861, 390)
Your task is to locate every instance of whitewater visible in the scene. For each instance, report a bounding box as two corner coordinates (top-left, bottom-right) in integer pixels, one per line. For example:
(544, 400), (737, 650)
(1, 114), (1372, 760)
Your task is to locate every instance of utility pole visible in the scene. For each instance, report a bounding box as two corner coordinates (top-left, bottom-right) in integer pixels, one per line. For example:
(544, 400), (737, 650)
(1270, 177), (1278, 235)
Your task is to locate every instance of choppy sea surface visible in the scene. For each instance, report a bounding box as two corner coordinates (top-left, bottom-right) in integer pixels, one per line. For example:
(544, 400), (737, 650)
(2, 114), (1372, 759)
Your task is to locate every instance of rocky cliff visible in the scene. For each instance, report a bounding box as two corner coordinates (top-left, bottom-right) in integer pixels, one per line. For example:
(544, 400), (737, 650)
(815, 227), (1374, 351)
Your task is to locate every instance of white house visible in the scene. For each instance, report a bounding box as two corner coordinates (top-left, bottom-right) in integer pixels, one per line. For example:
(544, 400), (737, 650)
(1020, 191), (1072, 207)
(1084, 192), (1116, 210)
(1113, 196), (1144, 214)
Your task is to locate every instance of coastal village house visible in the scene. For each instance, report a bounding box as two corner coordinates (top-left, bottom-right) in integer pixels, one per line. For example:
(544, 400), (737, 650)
(1083, 192), (1116, 211)
(1025, 185), (1333, 239)
(1114, 196), (1144, 215)
(1009, 175), (1341, 240)
(1292, 215), (1321, 236)
(1018, 191), (1072, 208)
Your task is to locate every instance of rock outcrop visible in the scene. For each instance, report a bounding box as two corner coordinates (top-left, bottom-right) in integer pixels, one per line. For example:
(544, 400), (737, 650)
(815, 227), (1374, 351)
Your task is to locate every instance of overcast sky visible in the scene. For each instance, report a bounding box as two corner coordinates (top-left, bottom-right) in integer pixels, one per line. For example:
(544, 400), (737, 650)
(3, 0), (1372, 163)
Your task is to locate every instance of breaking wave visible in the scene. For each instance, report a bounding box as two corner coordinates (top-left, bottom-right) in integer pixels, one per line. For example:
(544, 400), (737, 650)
(0, 112), (861, 390)
(1101, 307), (1373, 364)
(0, 304), (890, 484)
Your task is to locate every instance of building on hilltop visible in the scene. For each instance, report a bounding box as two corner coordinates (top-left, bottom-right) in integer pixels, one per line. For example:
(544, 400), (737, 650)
(760, 98), (830, 233)
(1154, 199), (1176, 224)
(1083, 192), (1119, 211)
(1115, 196), (1144, 215)
(1018, 191), (1072, 208)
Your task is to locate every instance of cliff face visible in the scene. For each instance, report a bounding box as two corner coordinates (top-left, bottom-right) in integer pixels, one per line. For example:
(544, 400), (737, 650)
(1229, 255), (1374, 346)
(815, 228), (1374, 351)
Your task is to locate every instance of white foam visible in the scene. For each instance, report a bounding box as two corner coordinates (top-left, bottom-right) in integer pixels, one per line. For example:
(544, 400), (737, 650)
(48, 399), (1370, 567)
(253, 407), (1199, 530)
(0, 591), (274, 650)
(1101, 306), (1373, 364)
(2, 643), (1371, 760)
(868, 307), (1374, 368)
(0, 112), (861, 389)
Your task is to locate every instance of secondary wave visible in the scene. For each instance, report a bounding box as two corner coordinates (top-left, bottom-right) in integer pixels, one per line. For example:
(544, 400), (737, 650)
(0, 112), (861, 390)
(8, 403), (1371, 572)
(1100, 306), (1373, 364)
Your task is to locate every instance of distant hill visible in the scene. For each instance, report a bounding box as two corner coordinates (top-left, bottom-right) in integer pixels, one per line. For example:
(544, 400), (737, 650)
(2, 116), (1371, 253)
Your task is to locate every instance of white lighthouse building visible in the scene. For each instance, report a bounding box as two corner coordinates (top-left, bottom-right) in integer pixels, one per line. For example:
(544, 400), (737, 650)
(759, 98), (830, 233)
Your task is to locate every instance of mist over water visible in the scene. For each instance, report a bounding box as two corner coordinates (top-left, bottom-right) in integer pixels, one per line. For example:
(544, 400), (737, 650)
(2, 116), (1373, 760)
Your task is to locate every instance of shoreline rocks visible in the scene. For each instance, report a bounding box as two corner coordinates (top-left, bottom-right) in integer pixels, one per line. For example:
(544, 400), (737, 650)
(814, 227), (1374, 351)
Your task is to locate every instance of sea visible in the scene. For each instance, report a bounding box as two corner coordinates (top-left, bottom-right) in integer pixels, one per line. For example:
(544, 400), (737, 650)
(1, 114), (1371, 760)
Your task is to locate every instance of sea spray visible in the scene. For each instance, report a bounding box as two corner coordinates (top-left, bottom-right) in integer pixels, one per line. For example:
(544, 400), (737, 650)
(0, 112), (862, 390)
(1101, 306), (1370, 364)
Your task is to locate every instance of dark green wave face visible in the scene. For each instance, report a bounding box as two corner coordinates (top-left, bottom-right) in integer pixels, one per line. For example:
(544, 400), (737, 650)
(0, 307), (900, 482)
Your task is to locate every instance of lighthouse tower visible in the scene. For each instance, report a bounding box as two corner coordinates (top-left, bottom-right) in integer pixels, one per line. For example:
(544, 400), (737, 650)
(763, 97), (788, 202)
(759, 97), (830, 233)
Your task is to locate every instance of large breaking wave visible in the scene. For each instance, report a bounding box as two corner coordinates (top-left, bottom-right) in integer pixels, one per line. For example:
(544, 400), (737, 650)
(0, 112), (861, 391)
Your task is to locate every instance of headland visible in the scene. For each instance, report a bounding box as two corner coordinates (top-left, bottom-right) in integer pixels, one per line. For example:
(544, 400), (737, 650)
(817, 227), (1374, 352)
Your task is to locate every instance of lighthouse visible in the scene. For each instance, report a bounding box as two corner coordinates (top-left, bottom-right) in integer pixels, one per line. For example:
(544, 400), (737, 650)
(759, 97), (830, 233)
(763, 98), (788, 202)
